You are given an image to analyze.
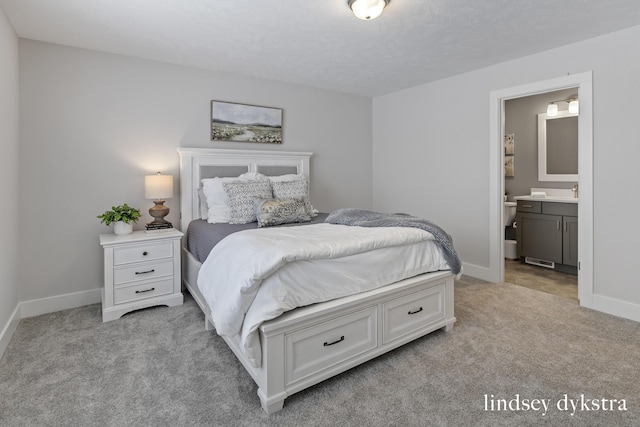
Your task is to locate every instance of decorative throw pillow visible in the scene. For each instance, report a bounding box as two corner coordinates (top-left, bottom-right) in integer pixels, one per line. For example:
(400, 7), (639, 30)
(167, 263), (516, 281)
(269, 175), (318, 216)
(201, 173), (268, 223)
(255, 198), (312, 228)
(222, 180), (273, 224)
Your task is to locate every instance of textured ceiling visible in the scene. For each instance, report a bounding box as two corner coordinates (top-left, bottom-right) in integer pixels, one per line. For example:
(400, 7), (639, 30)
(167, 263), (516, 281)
(2, 0), (640, 97)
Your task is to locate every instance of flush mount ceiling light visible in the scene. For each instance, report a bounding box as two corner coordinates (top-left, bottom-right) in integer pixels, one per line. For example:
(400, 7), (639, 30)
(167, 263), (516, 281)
(546, 96), (579, 117)
(349, 0), (388, 20)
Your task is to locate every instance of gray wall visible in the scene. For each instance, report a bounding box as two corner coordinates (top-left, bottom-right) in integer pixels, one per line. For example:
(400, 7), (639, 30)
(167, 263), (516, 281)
(373, 24), (640, 309)
(18, 40), (373, 302)
(0, 7), (19, 350)
(504, 88), (578, 200)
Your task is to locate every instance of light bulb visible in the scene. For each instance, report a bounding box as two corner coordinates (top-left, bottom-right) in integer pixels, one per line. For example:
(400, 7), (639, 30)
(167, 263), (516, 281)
(547, 103), (558, 117)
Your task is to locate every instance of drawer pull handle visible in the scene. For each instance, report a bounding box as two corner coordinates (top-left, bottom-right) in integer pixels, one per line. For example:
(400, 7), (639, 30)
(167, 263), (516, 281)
(143, 251), (148, 256)
(135, 269), (155, 275)
(135, 287), (156, 294)
(408, 307), (423, 315)
(323, 336), (345, 347)
(522, 204), (533, 208)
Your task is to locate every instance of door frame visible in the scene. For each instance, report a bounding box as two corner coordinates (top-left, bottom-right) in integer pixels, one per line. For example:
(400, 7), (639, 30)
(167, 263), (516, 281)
(489, 71), (593, 306)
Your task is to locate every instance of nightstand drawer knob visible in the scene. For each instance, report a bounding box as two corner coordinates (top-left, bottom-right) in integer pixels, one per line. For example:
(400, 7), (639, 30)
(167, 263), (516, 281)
(135, 287), (156, 294)
(143, 251), (148, 256)
(135, 269), (155, 275)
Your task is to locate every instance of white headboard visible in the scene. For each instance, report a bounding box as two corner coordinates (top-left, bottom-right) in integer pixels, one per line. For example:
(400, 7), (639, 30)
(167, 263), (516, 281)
(176, 148), (313, 231)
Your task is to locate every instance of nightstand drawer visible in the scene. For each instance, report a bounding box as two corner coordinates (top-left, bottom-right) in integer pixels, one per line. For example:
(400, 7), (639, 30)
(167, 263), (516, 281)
(114, 278), (174, 304)
(113, 241), (173, 265)
(114, 259), (173, 285)
(382, 284), (445, 344)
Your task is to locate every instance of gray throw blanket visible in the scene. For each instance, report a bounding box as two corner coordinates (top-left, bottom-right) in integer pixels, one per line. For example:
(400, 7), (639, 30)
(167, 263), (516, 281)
(325, 208), (462, 276)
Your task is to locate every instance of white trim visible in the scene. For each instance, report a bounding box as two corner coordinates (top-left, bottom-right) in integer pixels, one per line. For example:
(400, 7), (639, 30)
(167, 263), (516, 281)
(489, 72), (594, 311)
(0, 304), (21, 359)
(19, 288), (101, 319)
(460, 262), (493, 282)
(590, 294), (640, 323)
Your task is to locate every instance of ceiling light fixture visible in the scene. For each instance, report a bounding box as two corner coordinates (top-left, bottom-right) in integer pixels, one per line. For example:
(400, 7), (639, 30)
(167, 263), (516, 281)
(546, 96), (579, 117)
(349, 0), (388, 20)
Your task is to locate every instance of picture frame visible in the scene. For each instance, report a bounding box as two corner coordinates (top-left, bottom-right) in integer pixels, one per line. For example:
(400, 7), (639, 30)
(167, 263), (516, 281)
(504, 133), (515, 155)
(211, 100), (283, 144)
(505, 155), (515, 177)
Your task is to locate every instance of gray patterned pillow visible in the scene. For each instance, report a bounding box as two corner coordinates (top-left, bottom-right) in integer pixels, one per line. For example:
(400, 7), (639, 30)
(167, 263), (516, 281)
(254, 198), (312, 228)
(270, 176), (318, 216)
(222, 180), (273, 224)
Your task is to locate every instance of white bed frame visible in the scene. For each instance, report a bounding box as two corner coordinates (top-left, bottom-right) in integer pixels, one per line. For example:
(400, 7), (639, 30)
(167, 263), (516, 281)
(177, 147), (456, 414)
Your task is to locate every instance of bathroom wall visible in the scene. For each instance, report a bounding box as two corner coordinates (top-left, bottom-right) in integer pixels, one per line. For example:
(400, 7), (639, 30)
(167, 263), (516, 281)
(504, 88), (578, 200)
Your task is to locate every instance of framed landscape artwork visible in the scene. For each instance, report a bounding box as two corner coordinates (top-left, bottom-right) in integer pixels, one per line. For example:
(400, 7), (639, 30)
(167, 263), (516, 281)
(211, 101), (283, 144)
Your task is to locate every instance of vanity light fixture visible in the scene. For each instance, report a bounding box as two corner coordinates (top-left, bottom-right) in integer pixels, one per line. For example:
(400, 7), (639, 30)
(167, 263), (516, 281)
(568, 98), (580, 114)
(349, 0), (388, 20)
(546, 96), (579, 117)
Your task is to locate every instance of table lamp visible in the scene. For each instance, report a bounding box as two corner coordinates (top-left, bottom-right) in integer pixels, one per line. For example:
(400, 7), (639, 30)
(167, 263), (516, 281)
(145, 172), (173, 229)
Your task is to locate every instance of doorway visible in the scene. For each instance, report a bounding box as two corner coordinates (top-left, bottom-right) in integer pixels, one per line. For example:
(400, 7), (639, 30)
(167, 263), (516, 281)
(489, 72), (594, 307)
(503, 89), (580, 300)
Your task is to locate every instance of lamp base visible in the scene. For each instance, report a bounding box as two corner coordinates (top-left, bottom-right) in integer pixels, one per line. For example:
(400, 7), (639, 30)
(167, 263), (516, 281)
(149, 200), (170, 225)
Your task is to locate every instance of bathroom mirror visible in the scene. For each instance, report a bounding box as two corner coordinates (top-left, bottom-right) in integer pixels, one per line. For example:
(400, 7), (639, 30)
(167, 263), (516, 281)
(537, 110), (578, 182)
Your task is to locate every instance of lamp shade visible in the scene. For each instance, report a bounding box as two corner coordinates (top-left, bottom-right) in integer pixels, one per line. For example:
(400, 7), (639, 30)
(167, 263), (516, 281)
(546, 103), (558, 117)
(145, 173), (173, 200)
(349, 0), (387, 20)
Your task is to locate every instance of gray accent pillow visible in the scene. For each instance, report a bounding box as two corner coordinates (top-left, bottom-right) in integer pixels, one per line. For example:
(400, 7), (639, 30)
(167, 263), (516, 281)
(270, 176), (318, 216)
(255, 198), (312, 228)
(222, 180), (273, 224)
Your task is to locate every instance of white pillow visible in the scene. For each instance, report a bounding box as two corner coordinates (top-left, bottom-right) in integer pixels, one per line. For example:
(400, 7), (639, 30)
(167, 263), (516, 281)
(198, 188), (209, 220)
(201, 173), (267, 223)
(267, 174), (301, 182)
(269, 174), (318, 216)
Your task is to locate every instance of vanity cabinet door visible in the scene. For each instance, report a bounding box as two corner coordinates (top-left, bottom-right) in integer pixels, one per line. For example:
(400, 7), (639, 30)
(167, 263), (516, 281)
(563, 216), (579, 267)
(517, 212), (563, 263)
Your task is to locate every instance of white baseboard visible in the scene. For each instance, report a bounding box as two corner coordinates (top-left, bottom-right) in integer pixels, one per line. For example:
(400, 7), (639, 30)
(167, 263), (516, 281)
(460, 262), (494, 282)
(20, 288), (102, 319)
(0, 304), (21, 359)
(585, 294), (640, 323)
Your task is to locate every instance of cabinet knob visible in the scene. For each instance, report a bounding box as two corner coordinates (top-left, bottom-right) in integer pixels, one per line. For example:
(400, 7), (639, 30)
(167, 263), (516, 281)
(143, 251), (148, 256)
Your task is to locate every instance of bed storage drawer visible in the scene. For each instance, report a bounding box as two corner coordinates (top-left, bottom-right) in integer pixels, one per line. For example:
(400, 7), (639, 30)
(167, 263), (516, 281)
(114, 278), (174, 304)
(382, 283), (445, 344)
(285, 307), (377, 384)
(113, 241), (173, 265)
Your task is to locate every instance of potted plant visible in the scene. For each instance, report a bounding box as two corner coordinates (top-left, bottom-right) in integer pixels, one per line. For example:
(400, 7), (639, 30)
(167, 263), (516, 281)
(97, 203), (142, 235)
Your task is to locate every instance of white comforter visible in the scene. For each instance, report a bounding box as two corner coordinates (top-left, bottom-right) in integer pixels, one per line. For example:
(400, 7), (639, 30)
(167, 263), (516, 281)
(197, 223), (450, 368)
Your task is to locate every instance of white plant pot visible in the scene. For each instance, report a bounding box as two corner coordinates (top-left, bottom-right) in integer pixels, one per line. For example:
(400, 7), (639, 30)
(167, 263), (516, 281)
(113, 221), (133, 235)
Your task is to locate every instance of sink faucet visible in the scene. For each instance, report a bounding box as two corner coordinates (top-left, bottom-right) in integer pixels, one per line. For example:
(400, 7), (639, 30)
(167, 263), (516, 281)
(572, 183), (578, 198)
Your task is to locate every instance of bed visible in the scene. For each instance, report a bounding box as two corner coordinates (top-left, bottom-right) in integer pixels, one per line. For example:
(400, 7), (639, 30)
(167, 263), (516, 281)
(177, 147), (458, 414)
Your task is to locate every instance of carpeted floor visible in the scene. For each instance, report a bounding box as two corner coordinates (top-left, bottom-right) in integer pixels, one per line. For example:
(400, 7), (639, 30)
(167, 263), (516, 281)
(1, 276), (638, 426)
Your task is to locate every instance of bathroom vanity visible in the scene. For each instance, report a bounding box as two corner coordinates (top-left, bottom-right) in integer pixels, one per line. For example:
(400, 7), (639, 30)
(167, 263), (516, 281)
(515, 197), (578, 275)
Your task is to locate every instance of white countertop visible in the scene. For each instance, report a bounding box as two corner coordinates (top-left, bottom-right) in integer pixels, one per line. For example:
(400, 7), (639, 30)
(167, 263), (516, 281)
(513, 195), (578, 204)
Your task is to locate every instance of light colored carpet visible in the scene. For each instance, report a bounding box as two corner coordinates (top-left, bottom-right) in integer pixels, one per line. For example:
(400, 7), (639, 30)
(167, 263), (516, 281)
(1, 276), (638, 426)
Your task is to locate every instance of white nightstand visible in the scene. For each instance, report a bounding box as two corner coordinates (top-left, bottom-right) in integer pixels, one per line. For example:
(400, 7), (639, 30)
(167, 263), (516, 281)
(99, 229), (184, 322)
